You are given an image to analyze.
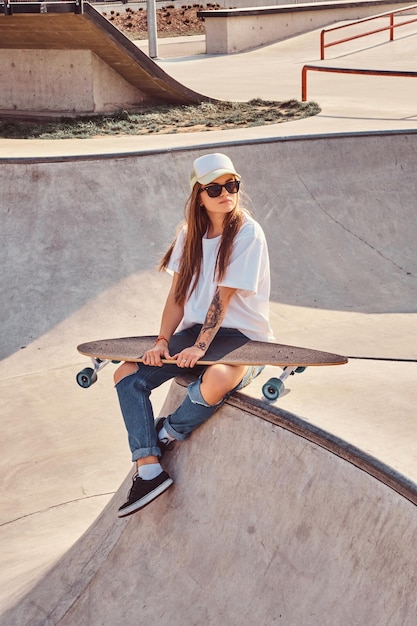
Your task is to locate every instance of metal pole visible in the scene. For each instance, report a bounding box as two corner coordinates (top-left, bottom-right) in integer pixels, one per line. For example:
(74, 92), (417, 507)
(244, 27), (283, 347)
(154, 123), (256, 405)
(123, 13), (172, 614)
(301, 66), (308, 102)
(147, 0), (158, 59)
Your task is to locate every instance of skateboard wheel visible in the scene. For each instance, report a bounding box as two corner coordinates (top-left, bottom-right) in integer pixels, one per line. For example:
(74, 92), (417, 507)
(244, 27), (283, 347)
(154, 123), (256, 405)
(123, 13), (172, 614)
(262, 377), (284, 401)
(76, 367), (97, 388)
(295, 366), (306, 373)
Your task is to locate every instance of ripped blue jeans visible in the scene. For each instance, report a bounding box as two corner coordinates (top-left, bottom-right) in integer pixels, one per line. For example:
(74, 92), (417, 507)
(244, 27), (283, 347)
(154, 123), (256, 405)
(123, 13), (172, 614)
(115, 326), (263, 462)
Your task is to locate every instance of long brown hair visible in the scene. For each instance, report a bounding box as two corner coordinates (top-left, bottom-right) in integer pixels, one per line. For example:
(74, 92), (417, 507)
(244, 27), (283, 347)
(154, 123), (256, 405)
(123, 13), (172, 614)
(159, 181), (244, 306)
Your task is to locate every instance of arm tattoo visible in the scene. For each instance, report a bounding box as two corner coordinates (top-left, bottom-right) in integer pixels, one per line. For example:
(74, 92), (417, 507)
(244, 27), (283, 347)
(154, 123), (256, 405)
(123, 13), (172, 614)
(195, 289), (225, 353)
(201, 289), (223, 333)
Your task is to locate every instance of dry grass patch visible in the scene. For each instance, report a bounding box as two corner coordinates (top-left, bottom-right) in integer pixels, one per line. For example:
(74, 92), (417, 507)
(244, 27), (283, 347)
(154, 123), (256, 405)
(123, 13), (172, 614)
(0, 99), (320, 139)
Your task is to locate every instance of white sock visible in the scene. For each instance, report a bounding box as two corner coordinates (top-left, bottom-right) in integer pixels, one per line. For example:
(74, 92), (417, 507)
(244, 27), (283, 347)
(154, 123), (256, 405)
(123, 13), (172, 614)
(158, 425), (176, 443)
(138, 463), (162, 480)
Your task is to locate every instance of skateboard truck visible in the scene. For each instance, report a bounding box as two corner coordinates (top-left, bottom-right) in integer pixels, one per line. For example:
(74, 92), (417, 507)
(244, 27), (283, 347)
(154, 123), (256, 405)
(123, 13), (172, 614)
(262, 366), (306, 401)
(76, 357), (120, 388)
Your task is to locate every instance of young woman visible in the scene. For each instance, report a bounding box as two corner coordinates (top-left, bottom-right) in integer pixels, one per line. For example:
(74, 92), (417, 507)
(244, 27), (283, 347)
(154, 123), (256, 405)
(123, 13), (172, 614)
(114, 152), (274, 517)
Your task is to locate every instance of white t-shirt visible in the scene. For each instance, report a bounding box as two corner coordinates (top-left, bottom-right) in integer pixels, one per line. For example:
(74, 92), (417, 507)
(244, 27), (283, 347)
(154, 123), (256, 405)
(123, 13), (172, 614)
(167, 213), (275, 342)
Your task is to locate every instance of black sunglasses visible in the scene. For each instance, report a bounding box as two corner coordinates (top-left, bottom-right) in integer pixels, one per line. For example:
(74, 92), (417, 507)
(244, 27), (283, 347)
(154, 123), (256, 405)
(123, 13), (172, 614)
(200, 179), (240, 198)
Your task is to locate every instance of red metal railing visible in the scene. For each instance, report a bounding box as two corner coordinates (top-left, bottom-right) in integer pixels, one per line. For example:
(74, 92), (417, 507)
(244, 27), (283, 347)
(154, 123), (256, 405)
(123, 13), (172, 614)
(320, 4), (417, 59)
(301, 64), (417, 101)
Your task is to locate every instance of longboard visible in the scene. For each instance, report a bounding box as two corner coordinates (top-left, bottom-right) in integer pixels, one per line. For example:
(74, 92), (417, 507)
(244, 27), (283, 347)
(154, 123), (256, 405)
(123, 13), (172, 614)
(76, 335), (348, 400)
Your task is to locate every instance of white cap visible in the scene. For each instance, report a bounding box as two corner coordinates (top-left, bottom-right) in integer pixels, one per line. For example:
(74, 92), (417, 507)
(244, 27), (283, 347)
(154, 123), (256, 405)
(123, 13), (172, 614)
(190, 153), (240, 190)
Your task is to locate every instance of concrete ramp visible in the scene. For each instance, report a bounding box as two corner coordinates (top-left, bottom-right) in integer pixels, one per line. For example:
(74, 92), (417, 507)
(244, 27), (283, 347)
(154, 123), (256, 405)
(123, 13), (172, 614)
(1, 131), (417, 623)
(0, 3), (213, 114)
(2, 379), (417, 625)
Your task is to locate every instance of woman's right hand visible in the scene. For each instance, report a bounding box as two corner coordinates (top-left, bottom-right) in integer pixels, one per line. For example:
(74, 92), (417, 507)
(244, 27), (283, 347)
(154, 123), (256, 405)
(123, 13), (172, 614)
(142, 339), (171, 367)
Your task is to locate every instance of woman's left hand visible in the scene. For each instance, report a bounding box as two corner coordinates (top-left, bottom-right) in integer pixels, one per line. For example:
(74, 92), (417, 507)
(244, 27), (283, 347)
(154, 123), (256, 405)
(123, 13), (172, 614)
(173, 345), (205, 368)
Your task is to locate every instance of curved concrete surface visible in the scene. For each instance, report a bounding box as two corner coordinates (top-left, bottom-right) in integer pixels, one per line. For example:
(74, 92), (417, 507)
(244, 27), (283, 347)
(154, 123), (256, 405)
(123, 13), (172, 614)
(2, 380), (417, 624)
(2, 132), (416, 362)
(1, 132), (416, 623)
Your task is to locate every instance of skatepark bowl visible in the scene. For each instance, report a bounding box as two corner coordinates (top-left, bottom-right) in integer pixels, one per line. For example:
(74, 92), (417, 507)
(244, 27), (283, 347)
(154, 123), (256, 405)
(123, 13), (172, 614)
(1, 0), (417, 619)
(1, 131), (417, 625)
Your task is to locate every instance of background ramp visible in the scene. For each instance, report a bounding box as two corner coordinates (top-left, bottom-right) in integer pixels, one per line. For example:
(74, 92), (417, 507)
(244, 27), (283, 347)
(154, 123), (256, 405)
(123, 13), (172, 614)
(2, 379), (417, 625)
(0, 2), (214, 112)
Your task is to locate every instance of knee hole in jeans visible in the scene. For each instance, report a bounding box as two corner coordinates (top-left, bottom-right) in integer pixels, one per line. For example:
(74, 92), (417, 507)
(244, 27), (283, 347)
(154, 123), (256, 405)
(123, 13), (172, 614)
(114, 362), (138, 385)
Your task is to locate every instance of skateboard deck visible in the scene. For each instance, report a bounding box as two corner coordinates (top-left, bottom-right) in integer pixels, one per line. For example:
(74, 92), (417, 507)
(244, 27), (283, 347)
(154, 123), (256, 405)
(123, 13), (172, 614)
(76, 334), (347, 400)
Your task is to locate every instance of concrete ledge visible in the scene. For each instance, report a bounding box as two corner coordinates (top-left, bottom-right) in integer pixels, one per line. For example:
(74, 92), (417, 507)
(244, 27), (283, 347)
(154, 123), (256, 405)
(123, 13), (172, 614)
(175, 373), (417, 504)
(198, 0), (415, 53)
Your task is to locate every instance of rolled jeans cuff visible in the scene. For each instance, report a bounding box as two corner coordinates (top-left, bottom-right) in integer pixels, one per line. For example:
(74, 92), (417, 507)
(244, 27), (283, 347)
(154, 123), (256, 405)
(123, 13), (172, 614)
(132, 446), (162, 462)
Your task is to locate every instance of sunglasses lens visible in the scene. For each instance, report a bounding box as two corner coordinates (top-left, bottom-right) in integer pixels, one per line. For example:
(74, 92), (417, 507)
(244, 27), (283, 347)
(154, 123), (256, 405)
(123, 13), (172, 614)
(206, 184), (222, 198)
(225, 180), (240, 193)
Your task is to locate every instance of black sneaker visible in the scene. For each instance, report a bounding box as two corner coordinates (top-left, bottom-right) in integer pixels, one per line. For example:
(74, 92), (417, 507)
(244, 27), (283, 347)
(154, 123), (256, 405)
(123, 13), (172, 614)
(155, 417), (175, 457)
(118, 471), (173, 518)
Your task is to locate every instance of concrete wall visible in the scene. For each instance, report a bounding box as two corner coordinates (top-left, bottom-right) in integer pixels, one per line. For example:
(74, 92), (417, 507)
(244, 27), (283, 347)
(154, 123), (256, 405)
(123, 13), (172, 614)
(0, 49), (145, 114)
(1, 132), (416, 362)
(91, 53), (145, 112)
(200, 0), (416, 53)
